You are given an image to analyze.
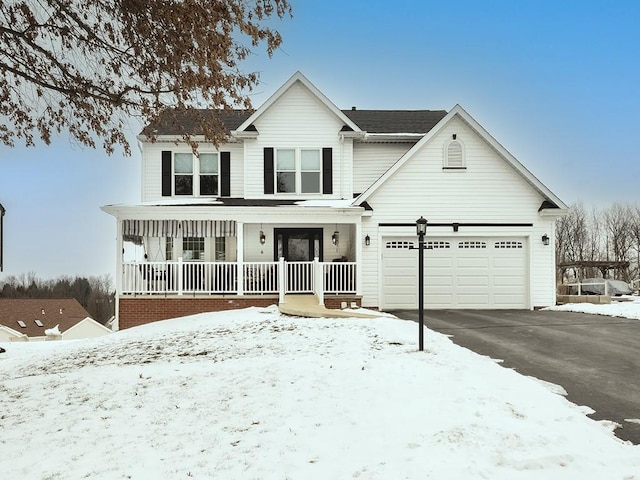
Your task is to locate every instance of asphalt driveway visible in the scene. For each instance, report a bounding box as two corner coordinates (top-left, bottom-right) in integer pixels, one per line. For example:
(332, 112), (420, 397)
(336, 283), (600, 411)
(389, 309), (640, 445)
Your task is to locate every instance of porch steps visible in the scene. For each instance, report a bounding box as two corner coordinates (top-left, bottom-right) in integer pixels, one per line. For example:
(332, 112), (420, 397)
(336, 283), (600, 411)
(278, 294), (381, 319)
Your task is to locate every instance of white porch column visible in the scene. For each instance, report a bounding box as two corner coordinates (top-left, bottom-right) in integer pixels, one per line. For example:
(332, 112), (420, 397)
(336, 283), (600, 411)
(237, 222), (244, 295)
(314, 257), (324, 306)
(355, 219), (363, 296)
(278, 257), (286, 304)
(177, 257), (184, 296)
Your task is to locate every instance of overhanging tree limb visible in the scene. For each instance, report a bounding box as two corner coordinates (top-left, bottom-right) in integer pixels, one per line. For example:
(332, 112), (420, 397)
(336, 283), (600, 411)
(0, 0), (292, 155)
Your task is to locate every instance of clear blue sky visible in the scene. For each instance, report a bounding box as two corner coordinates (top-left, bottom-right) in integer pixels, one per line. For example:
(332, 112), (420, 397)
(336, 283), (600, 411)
(1, 0), (639, 280)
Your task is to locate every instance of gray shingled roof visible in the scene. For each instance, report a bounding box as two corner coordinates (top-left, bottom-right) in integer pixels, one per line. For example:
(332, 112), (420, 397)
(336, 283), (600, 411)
(143, 109), (253, 136)
(342, 109), (447, 134)
(143, 108), (447, 136)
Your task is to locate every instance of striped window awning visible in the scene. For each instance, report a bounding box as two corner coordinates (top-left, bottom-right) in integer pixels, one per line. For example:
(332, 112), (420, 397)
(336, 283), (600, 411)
(123, 220), (237, 239)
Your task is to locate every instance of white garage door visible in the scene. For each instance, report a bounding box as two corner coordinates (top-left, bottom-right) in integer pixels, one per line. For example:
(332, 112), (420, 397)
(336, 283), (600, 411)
(381, 237), (528, 309)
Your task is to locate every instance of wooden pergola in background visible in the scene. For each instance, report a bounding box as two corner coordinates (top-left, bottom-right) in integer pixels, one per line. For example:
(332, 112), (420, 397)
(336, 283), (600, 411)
(558, 260), (630, 280)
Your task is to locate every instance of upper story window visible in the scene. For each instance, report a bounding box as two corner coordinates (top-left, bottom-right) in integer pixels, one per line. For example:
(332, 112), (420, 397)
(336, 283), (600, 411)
(444, 137), (465, 169)
(174, 153), (219, 196)
(264, 147), (332, 196)
(275, 148), (321, 194)
(162, 150), (230, 198)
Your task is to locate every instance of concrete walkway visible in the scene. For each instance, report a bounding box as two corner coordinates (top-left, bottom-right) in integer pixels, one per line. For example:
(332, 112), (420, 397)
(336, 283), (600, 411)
(278, 294), (380, 318)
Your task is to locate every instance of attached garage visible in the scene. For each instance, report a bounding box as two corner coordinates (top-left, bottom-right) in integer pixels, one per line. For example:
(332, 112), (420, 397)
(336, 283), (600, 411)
(381, 237), (528, 310)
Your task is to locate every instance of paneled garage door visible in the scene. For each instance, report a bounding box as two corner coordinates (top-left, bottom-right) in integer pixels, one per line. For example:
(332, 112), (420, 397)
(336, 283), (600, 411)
(381, 237), (528, 309)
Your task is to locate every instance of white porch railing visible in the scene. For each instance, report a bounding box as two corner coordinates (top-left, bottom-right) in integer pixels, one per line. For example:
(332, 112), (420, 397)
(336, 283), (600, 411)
(122, 259), (357, 298)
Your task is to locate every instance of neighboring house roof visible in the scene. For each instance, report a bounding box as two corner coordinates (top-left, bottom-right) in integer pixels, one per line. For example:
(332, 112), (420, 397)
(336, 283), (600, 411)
(354, 104), (569, 211)
(0, 298), (94, 338)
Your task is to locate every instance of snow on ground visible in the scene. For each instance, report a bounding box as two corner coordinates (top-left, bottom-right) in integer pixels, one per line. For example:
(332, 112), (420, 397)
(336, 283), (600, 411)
(1, 305), (639, 479)
(546, 295), (640, 320)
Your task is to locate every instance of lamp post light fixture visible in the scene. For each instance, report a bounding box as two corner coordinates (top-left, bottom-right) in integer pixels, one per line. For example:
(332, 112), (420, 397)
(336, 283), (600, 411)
(416, 216), (428, 351)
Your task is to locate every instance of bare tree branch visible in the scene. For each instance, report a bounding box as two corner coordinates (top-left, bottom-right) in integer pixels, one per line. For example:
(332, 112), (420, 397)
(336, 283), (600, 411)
(0, 0), (292, 155)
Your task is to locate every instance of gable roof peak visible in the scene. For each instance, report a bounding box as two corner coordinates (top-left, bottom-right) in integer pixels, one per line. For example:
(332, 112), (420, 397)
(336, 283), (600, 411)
(234, 71), (362, 134)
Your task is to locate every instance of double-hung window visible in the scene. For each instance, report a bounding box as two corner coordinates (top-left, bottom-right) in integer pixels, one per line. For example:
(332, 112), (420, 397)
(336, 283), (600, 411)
(173, 153), (219, 196)
(275, 148), (321, 194)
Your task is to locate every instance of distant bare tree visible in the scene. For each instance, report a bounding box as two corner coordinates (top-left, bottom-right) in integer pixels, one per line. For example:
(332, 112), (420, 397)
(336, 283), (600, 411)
(603, 203), (633, 280)
(556, 202), (640, 283)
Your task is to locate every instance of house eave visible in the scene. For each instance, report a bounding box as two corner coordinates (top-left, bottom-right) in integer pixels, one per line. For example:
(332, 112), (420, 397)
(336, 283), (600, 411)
(136, 134), (241, 144)
(101, 200), (365, 221)
(361, 133), (425, 143)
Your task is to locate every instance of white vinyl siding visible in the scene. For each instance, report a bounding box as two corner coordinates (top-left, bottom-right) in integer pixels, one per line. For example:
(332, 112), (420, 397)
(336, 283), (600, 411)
(352, 143), (414, 194)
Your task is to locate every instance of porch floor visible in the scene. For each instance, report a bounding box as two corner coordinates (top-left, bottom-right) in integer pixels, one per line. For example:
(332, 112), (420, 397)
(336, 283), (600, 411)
(279, 295), (380, 319)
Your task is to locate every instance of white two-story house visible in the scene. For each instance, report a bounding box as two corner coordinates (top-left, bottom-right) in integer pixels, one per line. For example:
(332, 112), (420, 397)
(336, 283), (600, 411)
(102, 72), (567, 329)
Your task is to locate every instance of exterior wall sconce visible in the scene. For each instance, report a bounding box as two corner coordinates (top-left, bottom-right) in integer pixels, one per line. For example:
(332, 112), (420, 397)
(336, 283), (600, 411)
(332, 230), (339, 246)
(452, 133), (457, 140)
(364, 234), (370, 246)
(452, 222), (459, 232)
(259, 230), (266, 245)
(542, 234), (549, 246)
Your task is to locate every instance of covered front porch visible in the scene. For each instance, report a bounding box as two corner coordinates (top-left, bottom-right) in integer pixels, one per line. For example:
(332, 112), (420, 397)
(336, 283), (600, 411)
(111, 203), (365, 308)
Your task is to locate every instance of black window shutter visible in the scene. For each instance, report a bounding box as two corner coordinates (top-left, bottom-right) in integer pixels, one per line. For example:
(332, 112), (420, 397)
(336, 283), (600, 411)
(161, 151), (172, 197)
(220, 151), (231, 197)
(264, 147), (274, 194)
(322, 147), (333, 194)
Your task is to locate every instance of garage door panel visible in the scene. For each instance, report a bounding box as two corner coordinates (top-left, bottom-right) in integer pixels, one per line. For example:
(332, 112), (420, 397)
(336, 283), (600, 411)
(457, 257), (490, 268)
(457, 294), (491, 305)
(493, 294), (526, 307)
(425, 275), (453, 287)
(426, 257), (454, 268)
(493, 275), (524, 290)
(425, 294), (454, 306)
(457, 275), (490, 287)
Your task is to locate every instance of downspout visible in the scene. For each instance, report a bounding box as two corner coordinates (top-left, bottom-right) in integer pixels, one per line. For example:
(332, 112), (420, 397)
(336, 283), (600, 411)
(115, 216), (123, 331)
(0, 203), (4, 272)
(340, 133), (345, 199)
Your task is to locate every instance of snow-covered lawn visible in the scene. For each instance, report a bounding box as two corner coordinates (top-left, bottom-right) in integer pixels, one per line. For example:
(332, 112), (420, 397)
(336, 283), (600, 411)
(1, 305), (639, 479)
(546, 295), (640, 320)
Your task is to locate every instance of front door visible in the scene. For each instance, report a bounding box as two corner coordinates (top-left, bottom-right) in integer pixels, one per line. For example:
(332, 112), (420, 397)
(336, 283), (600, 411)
(275, 228), (323, 292)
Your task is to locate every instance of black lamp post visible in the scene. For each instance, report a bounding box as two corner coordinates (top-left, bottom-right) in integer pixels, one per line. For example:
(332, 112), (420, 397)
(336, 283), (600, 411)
(416, 216), (427, 351)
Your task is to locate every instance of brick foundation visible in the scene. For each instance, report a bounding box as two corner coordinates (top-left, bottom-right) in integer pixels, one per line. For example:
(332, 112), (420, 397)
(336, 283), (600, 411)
(118, 295), (362, 330)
